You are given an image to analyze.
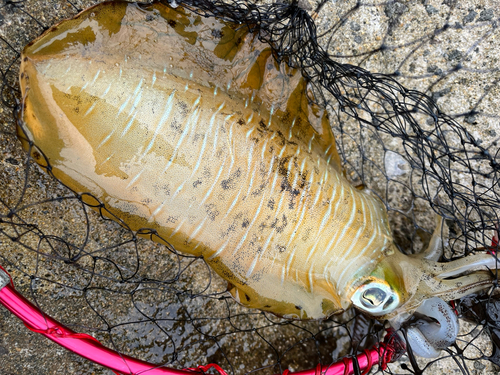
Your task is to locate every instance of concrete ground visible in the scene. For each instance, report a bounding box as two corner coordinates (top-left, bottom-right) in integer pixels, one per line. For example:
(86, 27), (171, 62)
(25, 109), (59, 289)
(0, 0), (499, 374)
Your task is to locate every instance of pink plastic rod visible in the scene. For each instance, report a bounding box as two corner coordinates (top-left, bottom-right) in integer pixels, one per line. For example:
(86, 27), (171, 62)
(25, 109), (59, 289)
(0, 272), (194, 375)
(0, 267), (399, 375)
(281, 346), (386, 375)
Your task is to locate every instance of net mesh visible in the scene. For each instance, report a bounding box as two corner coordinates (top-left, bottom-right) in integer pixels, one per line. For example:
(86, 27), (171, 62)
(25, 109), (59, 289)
(0, 0), (499, 374)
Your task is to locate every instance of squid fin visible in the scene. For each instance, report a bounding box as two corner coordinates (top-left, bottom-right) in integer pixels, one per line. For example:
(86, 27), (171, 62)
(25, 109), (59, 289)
(215, 32), (344, 173)
(280, 77), (343, 173)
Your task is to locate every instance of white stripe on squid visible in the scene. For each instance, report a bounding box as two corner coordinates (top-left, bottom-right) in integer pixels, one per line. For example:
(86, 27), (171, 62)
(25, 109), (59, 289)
(142, 90), (176, 158)
(160, 95), (201, 174)
(173, 102), (224, 199)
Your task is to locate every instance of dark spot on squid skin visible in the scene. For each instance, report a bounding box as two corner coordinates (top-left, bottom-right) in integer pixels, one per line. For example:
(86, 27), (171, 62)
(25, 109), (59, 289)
(221, 222), (237, 239)
(237, 118), (245, 126)
(264, 305), (271, 308)
(276, 245), (286, 253)
(281, 110), (292, 125)
(245, 293), (251, 302)
(145, 14), (155, 22)
(23, 57), (28, 62)
(278, 155), (291, 179)
(205, 203), (219, 221)
(271, 214), (288, 233)
(280, 178), (300, 209)
(32, 151), (41, 161)
(258, 119), (267, 129)
(276, 130), (286, 146)
(170, 119), (182, 132)
(20, 72), (24, 79)
(297, 170), (309, 189)
(267, 198), (275, 210)
(193, 179), (202, 188)
(295, 305), (302, 310)
(221, 167), (241, 190)
(166, 215), (178, 224)
(281, 186), (300, 210)
(175, 101), (189, 117)
(242, 218), (250, 228)
(153, 182), (171, 196)
(203, 166), (212, 179)
(167, 19), (177, 28)
(257, 222), (266, 234)
(251, 137), (260, 144)
(193, 133), (205, 143)
(251, 181), (267, 197)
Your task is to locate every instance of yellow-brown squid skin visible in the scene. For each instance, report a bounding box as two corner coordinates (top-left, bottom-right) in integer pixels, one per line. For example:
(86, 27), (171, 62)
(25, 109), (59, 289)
(17, 1), (496, 322)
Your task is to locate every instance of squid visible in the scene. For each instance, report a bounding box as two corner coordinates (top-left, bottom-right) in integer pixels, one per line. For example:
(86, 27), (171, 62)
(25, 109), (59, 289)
(17, 0), (497, 357)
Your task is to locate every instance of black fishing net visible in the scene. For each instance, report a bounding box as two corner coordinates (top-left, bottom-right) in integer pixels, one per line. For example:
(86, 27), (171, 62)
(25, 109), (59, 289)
(0, 0), (499, 374)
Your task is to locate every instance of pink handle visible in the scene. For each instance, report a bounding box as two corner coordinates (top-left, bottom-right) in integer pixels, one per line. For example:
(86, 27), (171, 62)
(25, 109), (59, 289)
(282, 344), (393, 375)
(0, 266), (401, 375)
(0, 277), (193, 375)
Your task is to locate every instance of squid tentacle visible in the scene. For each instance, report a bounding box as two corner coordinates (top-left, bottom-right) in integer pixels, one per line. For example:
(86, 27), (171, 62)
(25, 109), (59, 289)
(435, 254), (498, 279)
(405, 327), (441, 358)
(386, 216), (496, 357)
(418, 215), (448, 261)
(403, 297), (459, 358)
(415, 214), (497, 280)
(430, 271), (493, 301)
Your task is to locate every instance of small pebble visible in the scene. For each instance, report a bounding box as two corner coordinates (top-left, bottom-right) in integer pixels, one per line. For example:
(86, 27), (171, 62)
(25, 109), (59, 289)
(447, 49), (463, 61)
(474, 361), (486, 370)
(478, 9), (494, 22)
(350, 21), (361, 31)
(425, 5), (438, 15)
(463, 10), (477, 24)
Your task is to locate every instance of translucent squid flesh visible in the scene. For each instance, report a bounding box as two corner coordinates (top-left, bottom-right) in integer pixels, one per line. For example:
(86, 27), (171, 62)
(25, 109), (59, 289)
(403, 297), (459, 358)
(18, 1), (497, 326)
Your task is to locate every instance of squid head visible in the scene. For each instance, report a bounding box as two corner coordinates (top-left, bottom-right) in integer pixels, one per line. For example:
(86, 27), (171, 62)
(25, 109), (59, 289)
(348, 217), (496, 323)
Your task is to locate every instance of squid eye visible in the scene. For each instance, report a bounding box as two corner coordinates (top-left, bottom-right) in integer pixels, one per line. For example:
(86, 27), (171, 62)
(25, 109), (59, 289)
(351, 282), (400, 317)
(361, 287), (387, 308)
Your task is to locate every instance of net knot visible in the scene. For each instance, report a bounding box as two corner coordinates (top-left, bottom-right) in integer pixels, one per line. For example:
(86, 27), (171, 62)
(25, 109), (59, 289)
(342, 357), (350, 375)
(22, 322), (102, 345)
(360, 349), (373, 375)
(378, 328), (406, 370)
(187, 363), (229, 375)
